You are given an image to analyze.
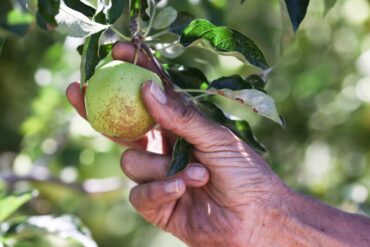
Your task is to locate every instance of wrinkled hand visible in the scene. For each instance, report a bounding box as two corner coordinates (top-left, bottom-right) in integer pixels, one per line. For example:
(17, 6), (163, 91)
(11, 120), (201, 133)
(66, 43), (288, 247)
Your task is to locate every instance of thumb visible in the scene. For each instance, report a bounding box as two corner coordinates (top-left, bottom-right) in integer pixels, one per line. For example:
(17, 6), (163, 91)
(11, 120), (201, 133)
(141, 81), (236, 152)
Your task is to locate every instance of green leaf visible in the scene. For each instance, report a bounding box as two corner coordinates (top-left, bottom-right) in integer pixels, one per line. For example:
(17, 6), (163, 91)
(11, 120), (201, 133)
(64, 0), (96, 17)
(106, 0), (126, 24)
(0, 23), (29, 36)
(0, 36), (4, 54)
(284, 0), (310, 32)
(1, 215), (98, 247)
(36, 11), (48, 30)
(208, 75), (266, 91)
(167, 137), (193, 176)
(168, 11), (194, 35)
(80, 31), (103, 85)
(245, 74), (266, 90)
(0, 192), (36, 222)
(6, 9), (34, 25)
(209, 88), (284, 126)
(234, 120), (266, 152)
(55, 2), (108, 38)
(152, 6), (177, 30)
(129, 0), (149, 34)
(93, 6), (108, 24)
(324, 0), (337, 14)
(167, 65), (208, 93)
(198, 101), (266, 153)
(180, 19), (268, 69)
(99, 42), (113, 59)
(37, 0), (60, 26)
(77, 42), (112, 58)
(129, 0), (149, 20)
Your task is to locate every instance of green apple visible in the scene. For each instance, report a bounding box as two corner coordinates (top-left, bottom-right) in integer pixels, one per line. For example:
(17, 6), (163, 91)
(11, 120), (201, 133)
(85, 60), (162, 140)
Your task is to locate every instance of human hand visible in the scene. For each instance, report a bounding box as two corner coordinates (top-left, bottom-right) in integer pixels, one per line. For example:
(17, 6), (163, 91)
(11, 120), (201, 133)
(106, 45), (289, 246)
(66, 42), (289, 246)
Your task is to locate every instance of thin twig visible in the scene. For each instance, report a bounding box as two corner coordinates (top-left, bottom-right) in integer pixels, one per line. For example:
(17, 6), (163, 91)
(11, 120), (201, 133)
(134, 42), (142, 65)
(110, 26), (131, 41)
(153, 41), (180, 52)
(143, 4), (157, 38)
(189, 94), (212, 101)
(175, 89), (212, 94)
(140, 42), (174, 88)
(145, 30), (170, 41)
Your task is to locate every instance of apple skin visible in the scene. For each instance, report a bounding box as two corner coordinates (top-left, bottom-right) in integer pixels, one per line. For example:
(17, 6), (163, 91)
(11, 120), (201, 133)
(85, 60), (162, 140)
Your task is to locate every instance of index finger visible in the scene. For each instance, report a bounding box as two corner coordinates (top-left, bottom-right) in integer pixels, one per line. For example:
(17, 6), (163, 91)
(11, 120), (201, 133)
(112, 42), (161, 76)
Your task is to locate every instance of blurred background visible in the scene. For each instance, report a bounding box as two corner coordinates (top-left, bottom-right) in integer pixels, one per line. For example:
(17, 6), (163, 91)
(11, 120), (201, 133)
(1, 0), (370, 246)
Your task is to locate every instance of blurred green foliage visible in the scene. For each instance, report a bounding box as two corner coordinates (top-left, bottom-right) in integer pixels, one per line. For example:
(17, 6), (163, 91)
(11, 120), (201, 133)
(1, 0), (370, 246)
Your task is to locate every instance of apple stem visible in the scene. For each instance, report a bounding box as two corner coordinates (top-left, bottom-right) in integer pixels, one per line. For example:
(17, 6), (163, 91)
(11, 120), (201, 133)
(134, 42), (142, 65)
(140, 42), (173, 87)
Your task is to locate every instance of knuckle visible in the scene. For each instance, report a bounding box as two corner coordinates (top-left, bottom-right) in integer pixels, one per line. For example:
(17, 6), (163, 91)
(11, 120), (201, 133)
(201, 126), (240, 151)
(220, 127), (238, 141)
(145, 185), (156, 202)
(172, 105), (196, 131)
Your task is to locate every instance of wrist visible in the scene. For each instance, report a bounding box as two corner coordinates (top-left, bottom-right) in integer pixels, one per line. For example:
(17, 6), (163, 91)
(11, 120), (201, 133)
(250, 187), (350, 247)
(232, 178), (293, 246)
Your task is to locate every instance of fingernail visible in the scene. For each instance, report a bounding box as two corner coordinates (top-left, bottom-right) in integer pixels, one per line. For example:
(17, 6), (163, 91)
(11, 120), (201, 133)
(149, 81), (167, 104)
(186, 166), (206, 181)
(165, 179), (180, 194)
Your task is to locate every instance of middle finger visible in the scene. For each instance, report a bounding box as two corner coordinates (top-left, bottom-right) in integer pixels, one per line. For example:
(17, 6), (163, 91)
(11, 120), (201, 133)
(121, 149), (170, 183)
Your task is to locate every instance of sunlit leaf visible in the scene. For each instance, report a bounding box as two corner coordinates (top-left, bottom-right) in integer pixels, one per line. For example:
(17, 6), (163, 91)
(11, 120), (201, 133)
(180, 19), (268, 69)
(64, 0), (96, 17)
(283, 0), (310, 32)
(6, 9), (34, 25)
(55, 2), (108, 38)
(210, 88), (284, 126)
(167, 137), (193, 176)
(152, 6), (177, 30)
(0, 191), (36, 222)
(1, 215), (98, 247)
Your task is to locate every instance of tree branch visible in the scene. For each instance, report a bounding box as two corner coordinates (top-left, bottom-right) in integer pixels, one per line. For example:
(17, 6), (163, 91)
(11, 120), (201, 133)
(1, 173), (126, 195)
